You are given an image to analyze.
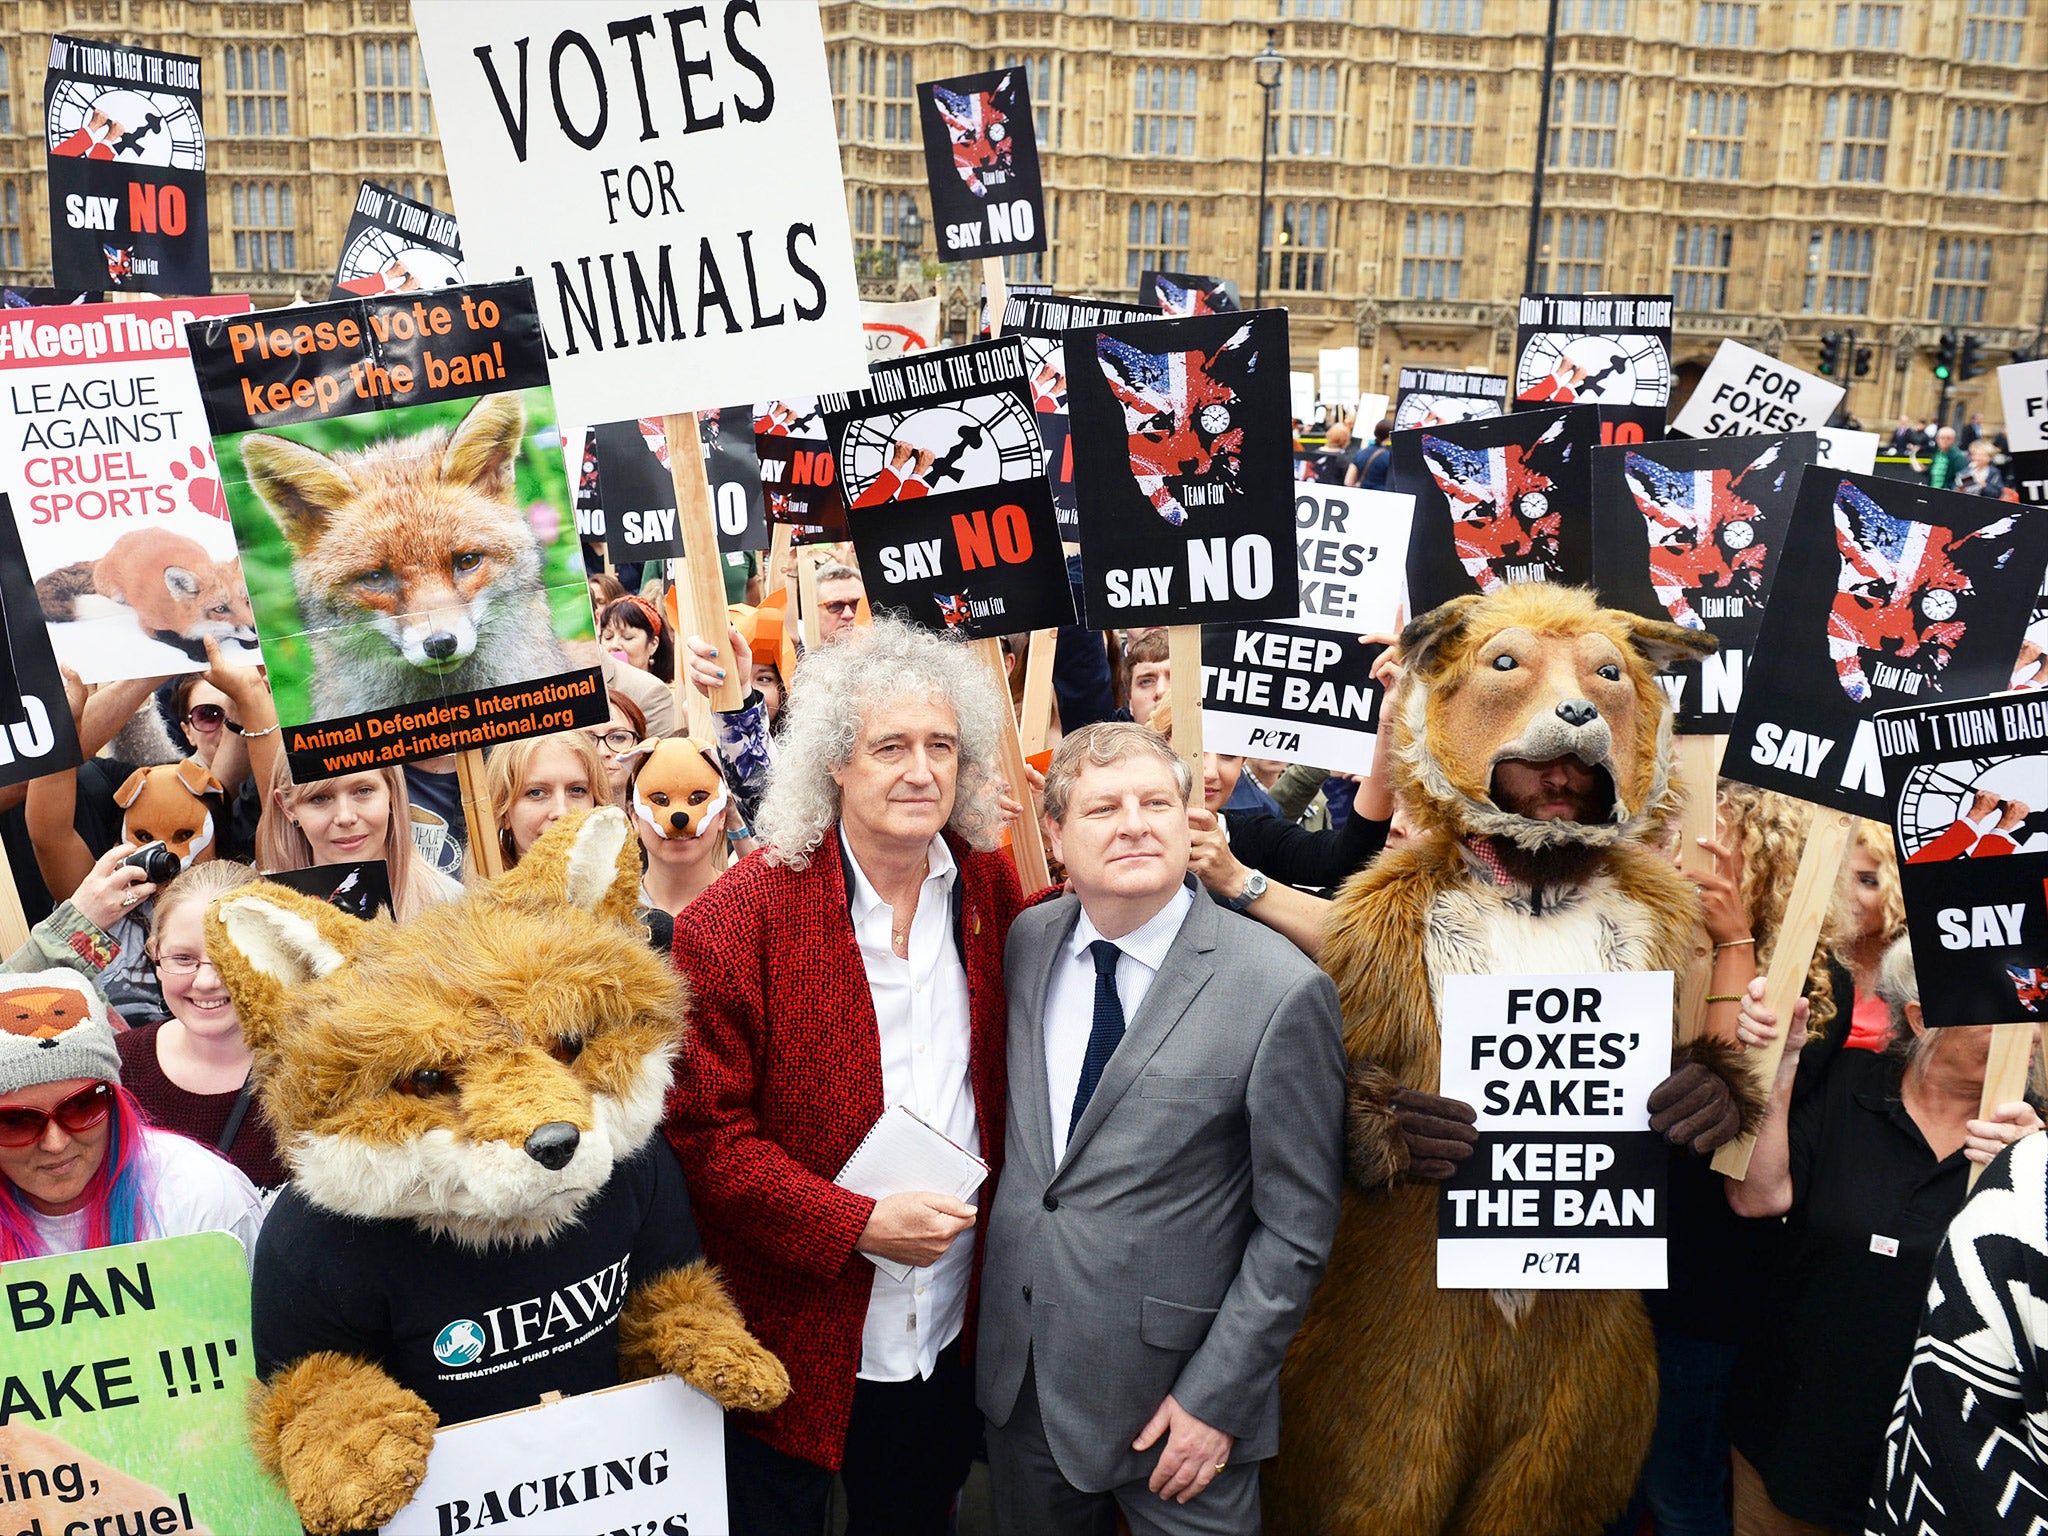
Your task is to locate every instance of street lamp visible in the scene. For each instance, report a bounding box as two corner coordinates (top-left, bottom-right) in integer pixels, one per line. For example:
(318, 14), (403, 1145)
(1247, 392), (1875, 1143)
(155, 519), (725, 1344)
(1252, 27), (1284, 309)
(898, 208), (923, 275)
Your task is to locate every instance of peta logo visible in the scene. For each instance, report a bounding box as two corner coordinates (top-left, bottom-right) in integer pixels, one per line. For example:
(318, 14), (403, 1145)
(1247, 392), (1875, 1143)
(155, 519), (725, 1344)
(434, 1318), (487, 1367)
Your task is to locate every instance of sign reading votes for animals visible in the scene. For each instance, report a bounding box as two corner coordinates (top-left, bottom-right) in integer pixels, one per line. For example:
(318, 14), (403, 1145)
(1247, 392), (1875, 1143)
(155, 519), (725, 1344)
(1065, 309), (1298, 628)
(411, 1), (866, 424)
(1670, 338), (1844, 442)
(1722, 472), (2048, 821)
(918, 68), (1045, 261)
(822, 337), (1073, 640)
(1513, 294), (1673, 445)
(1437, 972), (1672, 1290)
(187, 279), (605, 779)
(1878, 692), (2048, 1029)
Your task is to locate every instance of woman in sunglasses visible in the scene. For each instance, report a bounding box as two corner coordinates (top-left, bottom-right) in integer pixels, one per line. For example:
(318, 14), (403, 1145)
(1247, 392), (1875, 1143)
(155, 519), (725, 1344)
(0, 968), (264, 1265)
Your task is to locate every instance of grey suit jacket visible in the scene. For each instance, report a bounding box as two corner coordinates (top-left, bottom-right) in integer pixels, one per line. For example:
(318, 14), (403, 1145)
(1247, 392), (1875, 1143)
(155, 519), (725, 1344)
(976, 884), (1346, 1491)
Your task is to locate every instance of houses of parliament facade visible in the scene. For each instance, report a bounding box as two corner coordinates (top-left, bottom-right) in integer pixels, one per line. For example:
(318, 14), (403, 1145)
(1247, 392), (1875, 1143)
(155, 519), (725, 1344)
(0, 0), (2043, 426)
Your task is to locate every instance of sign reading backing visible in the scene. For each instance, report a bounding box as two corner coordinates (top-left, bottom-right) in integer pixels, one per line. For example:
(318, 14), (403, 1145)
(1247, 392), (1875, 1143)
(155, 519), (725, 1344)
(1670, 338), (1844, 441)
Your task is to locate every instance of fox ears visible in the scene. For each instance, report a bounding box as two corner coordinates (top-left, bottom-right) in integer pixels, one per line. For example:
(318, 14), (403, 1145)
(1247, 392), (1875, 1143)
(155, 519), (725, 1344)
(112, 759), (224, 810)
(205, 883), (368, 1053)
(237, 392), (527, 554)
(494, 808), (642, 929)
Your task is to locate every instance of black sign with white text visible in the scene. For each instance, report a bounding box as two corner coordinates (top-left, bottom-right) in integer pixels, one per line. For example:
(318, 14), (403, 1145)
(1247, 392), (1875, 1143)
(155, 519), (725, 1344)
(918, 68), (1045, 260)
(1393, 367), (1508, 431)
(1513, 293), (1673, 446)
(1002, 292), (1159, 535)
(330, 181), (466, 300)
(591, 408), (765, 561)
(0, 494), (84, 790)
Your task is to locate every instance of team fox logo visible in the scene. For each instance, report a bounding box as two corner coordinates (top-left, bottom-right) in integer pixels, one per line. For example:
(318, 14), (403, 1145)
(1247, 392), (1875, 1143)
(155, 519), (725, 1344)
(102, 244), (132, 283)
(1095, 322), (1255, 527)
(936, 77), (1014, 197)
(935, 591), (973, 629)
(238, 393), (570, 718)
(1423, 418), (1566, 593)
(1624, 443), (1783, 629)
(36, 527), (257, 661)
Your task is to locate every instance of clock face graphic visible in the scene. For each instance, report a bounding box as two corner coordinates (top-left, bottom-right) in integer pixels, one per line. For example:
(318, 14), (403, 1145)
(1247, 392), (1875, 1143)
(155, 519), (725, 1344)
(839, 393), (1044, 503)
(1515, 332), (1671, 408)
(336, 229), (465, 294)
(1394, 392), (1502, 431)
(1897, 755), (2048, 859)
(47, 82), (206, 169)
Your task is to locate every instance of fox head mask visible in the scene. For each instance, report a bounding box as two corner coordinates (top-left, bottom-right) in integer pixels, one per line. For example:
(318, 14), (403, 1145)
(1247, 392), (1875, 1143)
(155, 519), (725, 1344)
(205, 808), (682, 1248)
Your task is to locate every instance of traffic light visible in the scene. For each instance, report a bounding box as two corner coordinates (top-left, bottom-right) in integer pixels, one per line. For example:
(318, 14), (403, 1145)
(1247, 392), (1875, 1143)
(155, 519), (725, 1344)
(1854, 346), (1873, 378)
(1934, 331), (1957, 381)
(1818, 331), (1846, 376)
(1960, 333), (1986, 381)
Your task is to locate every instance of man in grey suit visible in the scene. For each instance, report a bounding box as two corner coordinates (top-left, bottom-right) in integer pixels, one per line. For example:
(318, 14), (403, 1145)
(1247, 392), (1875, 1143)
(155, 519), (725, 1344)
(978, 722), (1347, 1534)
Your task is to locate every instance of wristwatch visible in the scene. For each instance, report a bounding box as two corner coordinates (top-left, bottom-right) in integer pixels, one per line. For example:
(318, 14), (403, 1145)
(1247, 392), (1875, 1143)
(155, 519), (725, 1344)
(1225, 869), (1268, 912)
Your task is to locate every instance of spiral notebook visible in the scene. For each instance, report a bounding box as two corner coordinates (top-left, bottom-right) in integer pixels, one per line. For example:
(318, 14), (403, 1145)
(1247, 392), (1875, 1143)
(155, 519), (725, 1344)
(834, 1104), (990, 1282)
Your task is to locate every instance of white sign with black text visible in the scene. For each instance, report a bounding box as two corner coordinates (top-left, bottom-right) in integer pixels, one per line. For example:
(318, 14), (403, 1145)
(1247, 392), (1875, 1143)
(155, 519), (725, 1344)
(1671, 338), (1845, 441)
(1816, 427), (1879, 475)
(1999, 358), (2048, 453)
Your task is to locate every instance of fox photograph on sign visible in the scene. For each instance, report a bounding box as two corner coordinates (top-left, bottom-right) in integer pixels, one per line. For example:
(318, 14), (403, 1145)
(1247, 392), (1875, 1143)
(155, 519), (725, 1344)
(1723, 472), (2048, 820)
(1591, 433), (1815, 734)
(1392, 404), (1597, 613)
(1066, 308), (1296, 627)
(918, 67), (1045, 261)
(823, 336), (1072, 640)
(44, 35), (209, 294)
(1002, 292), (1158, 536)
(1139, 269), (1240, 316)
(1513, 293), (1673, 443)
(331, 180), (466, 300)
(1392, 366), (1509, 431)
(591, 409), (765, 563)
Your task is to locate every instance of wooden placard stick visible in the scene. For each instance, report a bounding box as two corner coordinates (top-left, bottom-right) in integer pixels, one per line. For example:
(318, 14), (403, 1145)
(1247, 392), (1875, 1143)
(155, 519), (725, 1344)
(1971, 1021), (2038, 1190)
(763, 523), (794, 599)
(456, 747), (505, 879)
(668, 555), (716, 740)
(972, 636), (1051, 892)
(1166, 625), (1204, 776)
(659, 412), (743, 711)
(983, 257), (1009, 340)
(1711, 802), (1854, 1179)
(1018, 628), (1058, 754)
(0, 842), (33, 954)
(795, 544), (825, 654)
(1676, 734), (1726, 1044)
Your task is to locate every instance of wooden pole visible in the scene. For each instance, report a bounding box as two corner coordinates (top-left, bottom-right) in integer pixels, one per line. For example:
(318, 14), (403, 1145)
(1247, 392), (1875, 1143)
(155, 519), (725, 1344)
(1712, 803), (1854, 1179)
(659, 412), (743, 711)
(1018, 628), (1058, 755)
(0, 842), (32, 954)
(763, 523), (795, 599)
(983, 257), (1009, 340)
(1676, 734), (1725, 1044)
(1166, 625), (1204, 776)
(1971, 1022), (2039, 1190)
(455, 747), (505, 879)
(669, 555), (717, 739)
(972, 637), (1050, 893)
(795, 545), (826, 654)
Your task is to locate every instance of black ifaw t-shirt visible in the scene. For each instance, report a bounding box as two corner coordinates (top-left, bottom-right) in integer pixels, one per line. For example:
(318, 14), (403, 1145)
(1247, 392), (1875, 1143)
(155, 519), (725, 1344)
(252, 1142), (701, 1427)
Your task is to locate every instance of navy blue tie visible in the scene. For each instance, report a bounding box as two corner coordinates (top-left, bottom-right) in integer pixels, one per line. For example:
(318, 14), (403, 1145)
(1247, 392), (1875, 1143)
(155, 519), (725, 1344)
(1069, 940), (1126, 1139)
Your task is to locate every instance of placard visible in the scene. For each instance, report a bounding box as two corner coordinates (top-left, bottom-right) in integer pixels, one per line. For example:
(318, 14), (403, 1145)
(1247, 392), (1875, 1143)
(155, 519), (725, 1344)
(822, 337), (1072, 639)
(1878, 692), (2048, 1028)
(861, 297), (942, 365)
(1390, 404), (1598, 613)
(0, 294), (258, 682)
(1512, 293), (1673, 443)
(1999, 358), (2048, 453)
(1721, 472), (2048, 819)
(568, 425), (604, 543)
(1591, 434), (1815, 734)
(1437, 971), (1672, 1290)
(380, 1375), (726, 1536)
(1201, 484), (1413, 769)
(1669, 338), (1845, 441)
(753, 397), (844, 535)
(1318, 346), (1360, 413)
(331, 181), (467, 300)
(411, 0), (866, 423)
(0, 1233), (300, 1533)
(269, 857), (394, 919)
(1066, 309), (1299, 627)
(44, 36), (209, 295)
(1138, 270), (1239, 315)
(1393, 367), (1508, 431)
(918, 68), (1045, 261)
(1816, 427), (1879, 475)
(188, 279), (605, 779)
(1002, 292), (1159, 536)
(0, 492), (85, 789)
(592, 409), (765, 562)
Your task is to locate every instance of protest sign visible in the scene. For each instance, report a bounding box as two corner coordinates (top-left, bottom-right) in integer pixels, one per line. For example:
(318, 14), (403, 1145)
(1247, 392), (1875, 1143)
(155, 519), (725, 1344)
(0, 295), (258, 682)
(0, 493), (84, 790)
(1065, 309), (1298, 627)
(1137, 270), (1239, 315)
(1356, 391), (1389, 431)
(918, 68), (1045, 261)
(592, 410), (764, 563)
(1437, 971), (1672, 1289)
(568, 426), (605, 545)
(1319, 347), (1360, 414)
(753, 398), (844, 535)
(1201, 484), (1412, 768)
(1002, 292), (1157, 536)
(4, 288), (96, 309)
(411, 1), (866, 424)
(188, 279), (605, 779)
(44, 36), (208, 295)
(1999, 358), (2048, 452)
(1290, 371), (1316, 427)
(0, 1232), (299, 1533)
(822, 337), (1072, 639)
(1512, 293), (1673, 443)
(1721, 472), (2048, 820)
(1591, 433), (1815, 734)
(270, 857), (395, 919)
(1391, 404), (1598, 613)
(861, 297), (942, 365)
(1393, 367), (1508, 431)
(1816, 427), (1879, 475)
(1669, 338), (1844, 441)
(381, 1375), (725, 1536)
(331, 181), (467, 300)
(1878, 692), (2048, 1028)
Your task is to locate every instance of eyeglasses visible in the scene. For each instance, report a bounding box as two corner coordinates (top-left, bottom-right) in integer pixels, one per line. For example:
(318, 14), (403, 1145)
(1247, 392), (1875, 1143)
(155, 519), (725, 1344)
(152, 951), (217, 977)
(585, 728), (640, 754)
(182, 704), (252, 735)
(0, 1082), (114, 1148)
(820, 599), (861, 618)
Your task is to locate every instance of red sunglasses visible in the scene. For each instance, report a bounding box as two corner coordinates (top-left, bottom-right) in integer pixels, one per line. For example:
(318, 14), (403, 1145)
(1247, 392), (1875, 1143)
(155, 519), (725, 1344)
(0, 1082), (114, 1148)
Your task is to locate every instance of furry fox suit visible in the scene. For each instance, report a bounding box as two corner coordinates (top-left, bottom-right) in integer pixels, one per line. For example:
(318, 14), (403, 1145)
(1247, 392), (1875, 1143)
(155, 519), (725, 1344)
(1266, 584), (1761, 1535)
(206, 809), (789, 1536)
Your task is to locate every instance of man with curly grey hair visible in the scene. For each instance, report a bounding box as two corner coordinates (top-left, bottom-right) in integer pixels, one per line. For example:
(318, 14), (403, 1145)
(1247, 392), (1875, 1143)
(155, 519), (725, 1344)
(666, 615), (1033, 1536)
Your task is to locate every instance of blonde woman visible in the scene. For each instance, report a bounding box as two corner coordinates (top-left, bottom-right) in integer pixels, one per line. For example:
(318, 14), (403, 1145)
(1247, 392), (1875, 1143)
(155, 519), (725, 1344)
(1828, 818), (1906, 1051)
(256, 758), (463, 921)
(476, 731), (612, 872)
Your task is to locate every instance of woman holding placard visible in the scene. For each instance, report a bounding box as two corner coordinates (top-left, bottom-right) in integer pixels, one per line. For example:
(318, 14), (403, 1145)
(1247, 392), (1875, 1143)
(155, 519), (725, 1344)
(256, 758), (464, 920)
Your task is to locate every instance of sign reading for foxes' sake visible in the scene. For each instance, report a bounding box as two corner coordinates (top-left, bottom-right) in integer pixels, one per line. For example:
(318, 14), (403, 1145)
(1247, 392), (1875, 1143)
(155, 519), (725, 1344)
(1438, 972), (1672, 1290)
(823, 337), (1073, 639)
(1999, 358), (2048, 452)
(186, 279), (605, 778)
(44, 36), (209, 295)
(1722, 472), (2048, 820)
(918, 68), (1045, 260)
(1003, 292), (1160, 535)
(591, 409), (765, 561)
(1591, 433), (1815, 734)
(410, 1), (866, 424)
(1513, 294), (1673, 444)
(1065, 309), (1298, 627)
(1670, 338), (1844, 441)
(331, 182), (467, 300)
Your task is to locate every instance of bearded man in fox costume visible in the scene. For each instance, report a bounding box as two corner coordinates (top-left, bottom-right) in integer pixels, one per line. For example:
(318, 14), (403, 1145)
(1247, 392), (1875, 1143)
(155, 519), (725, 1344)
(1265, 583), (1762, 1535)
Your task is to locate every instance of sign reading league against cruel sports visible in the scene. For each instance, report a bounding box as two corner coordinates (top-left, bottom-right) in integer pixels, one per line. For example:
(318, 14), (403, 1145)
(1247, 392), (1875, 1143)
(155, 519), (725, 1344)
(1437, 972), (1672, 1290)
(1721, 471), (2048, 821)
(917, 68), (1046, 261)
(410, 2), (867, 425)
(1669, 338), (1844, 441)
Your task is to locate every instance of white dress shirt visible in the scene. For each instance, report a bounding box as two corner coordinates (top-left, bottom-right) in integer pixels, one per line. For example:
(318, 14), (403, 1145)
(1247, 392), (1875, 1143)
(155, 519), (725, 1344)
(1043, 883), (1194, 1165)
(843, 829), (978, 1382)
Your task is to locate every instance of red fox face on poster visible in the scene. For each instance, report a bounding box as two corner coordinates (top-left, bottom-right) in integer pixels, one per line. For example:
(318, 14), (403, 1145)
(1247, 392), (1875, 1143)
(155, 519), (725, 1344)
(1002, 292), (1158, 537)
(918, 69), (1046, 261)
(1724, 471), (2048, 820)
(1137, 270), (1240, 316)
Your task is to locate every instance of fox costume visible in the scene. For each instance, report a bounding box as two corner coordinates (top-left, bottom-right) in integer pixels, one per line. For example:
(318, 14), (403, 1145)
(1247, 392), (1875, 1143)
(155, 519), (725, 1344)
(206, 809), (787, 1536)
(1265, 584), (1761, 1535)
